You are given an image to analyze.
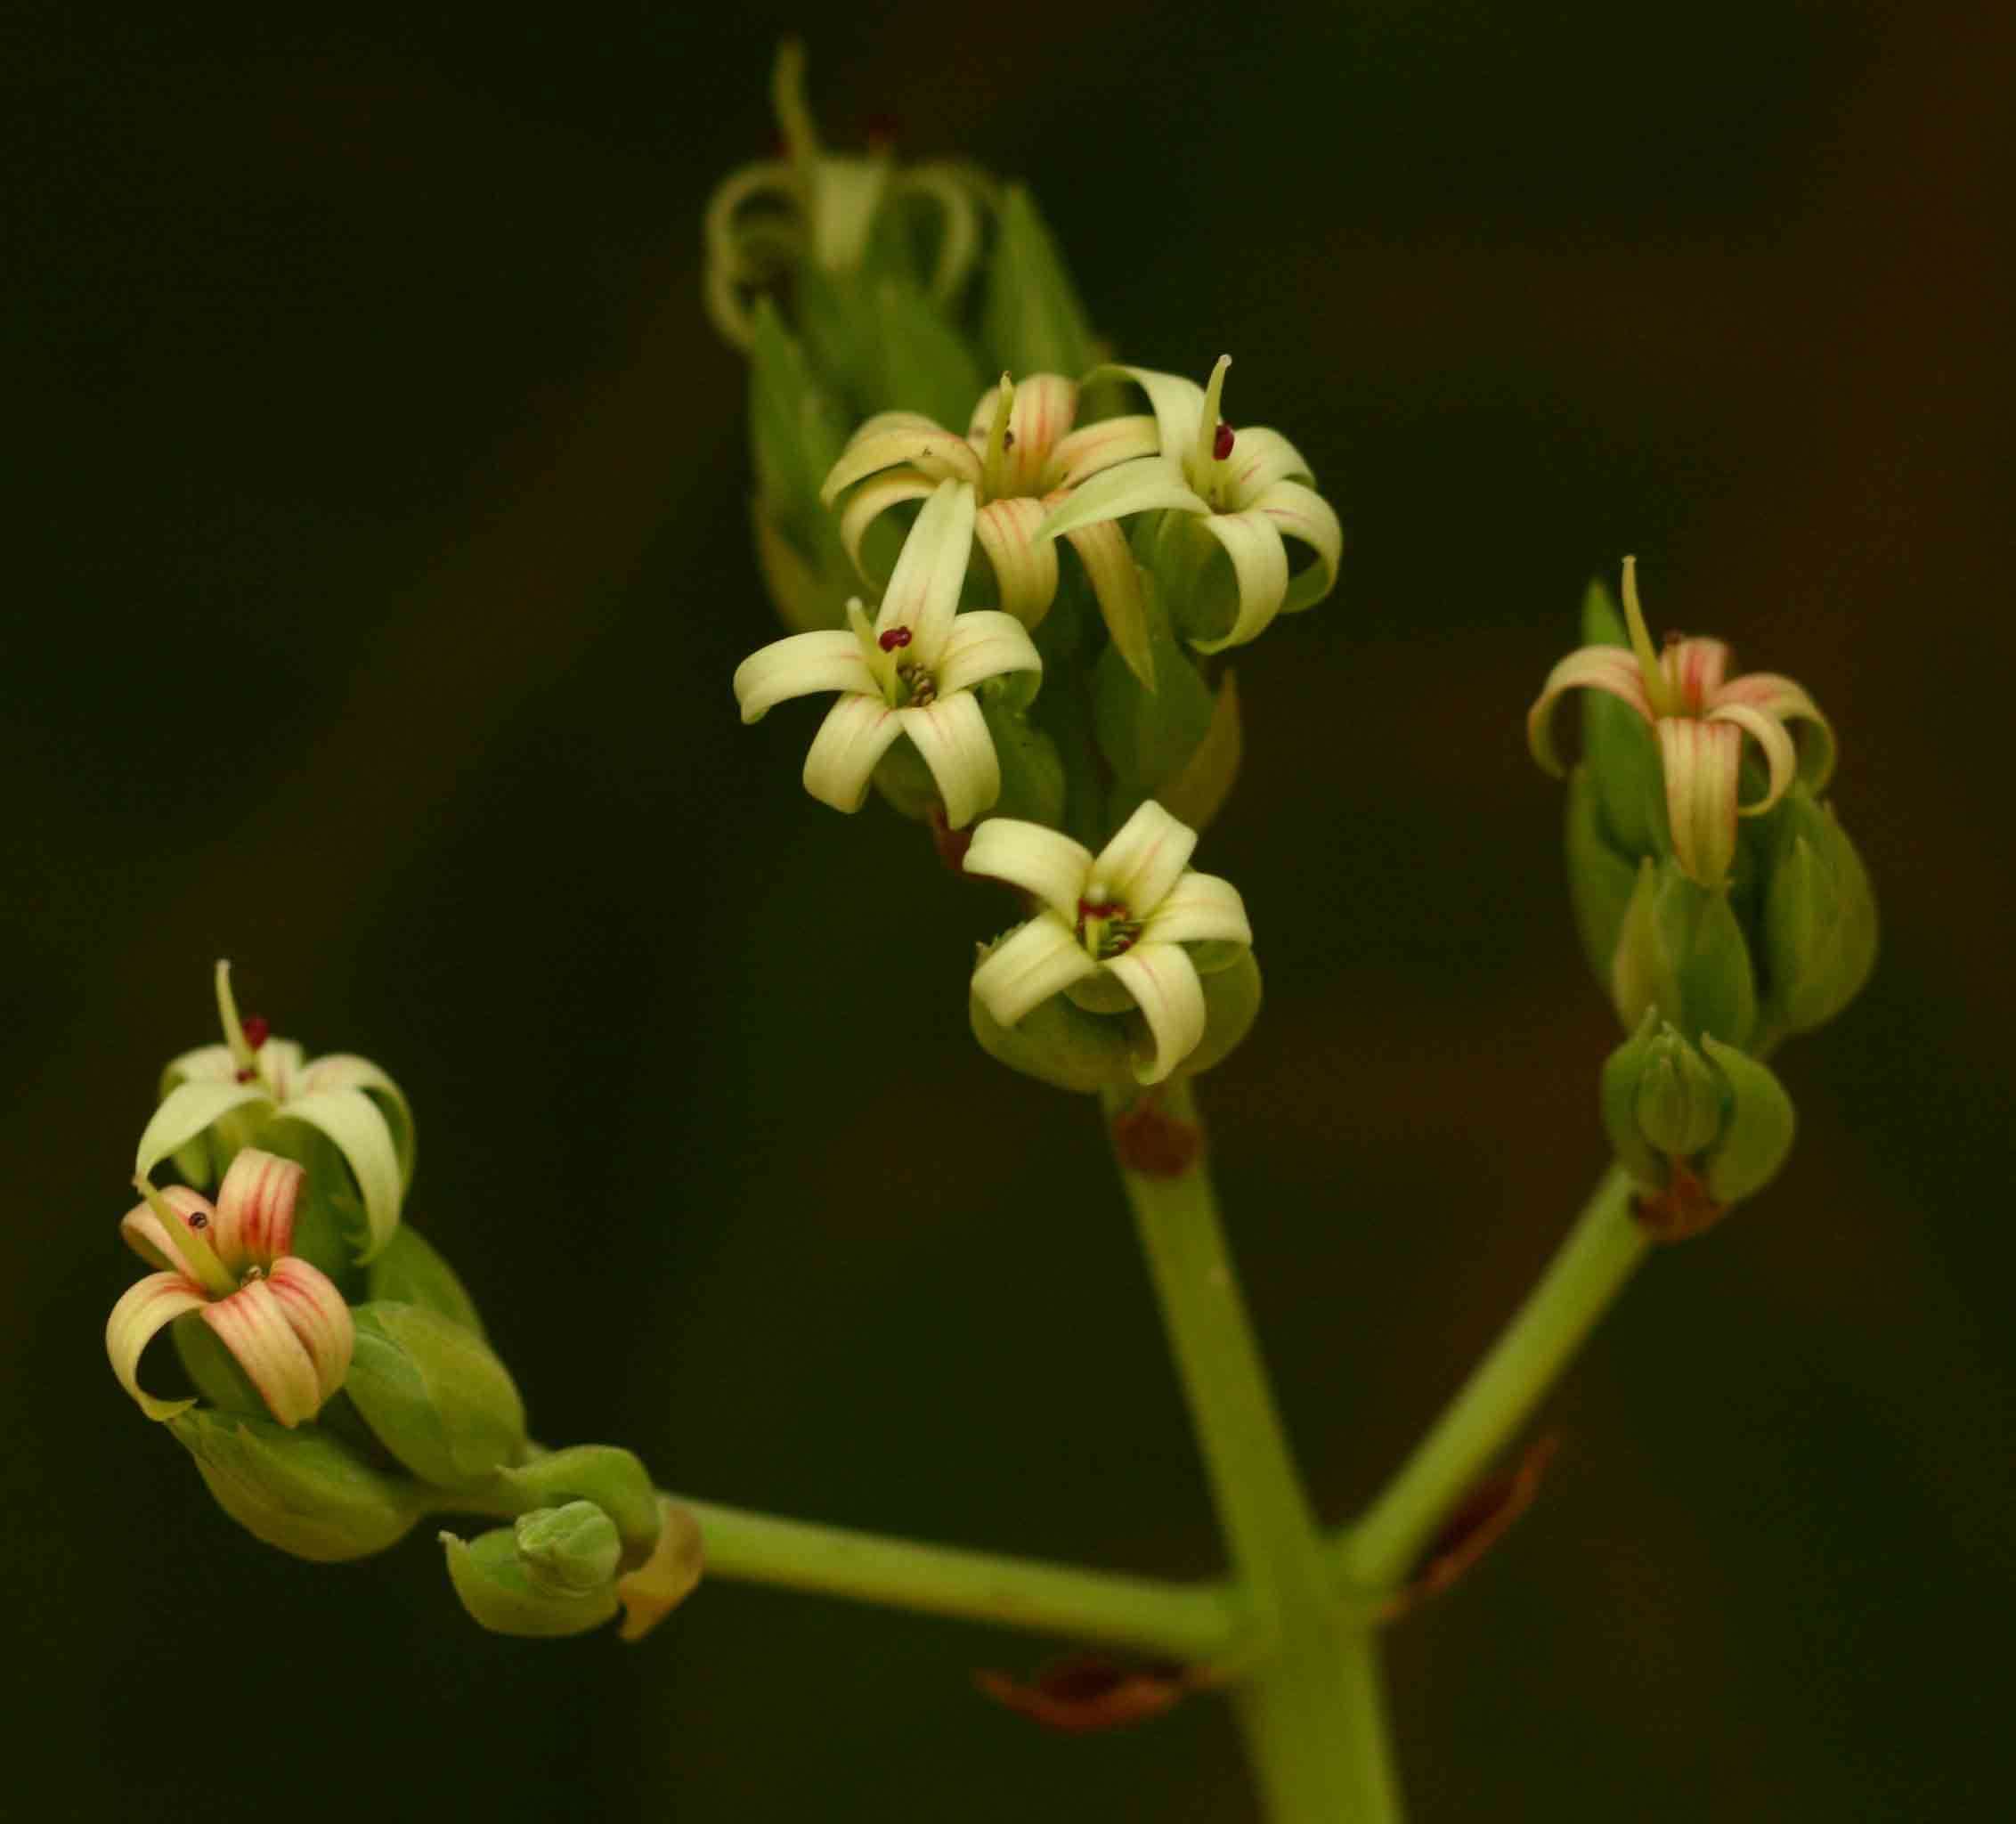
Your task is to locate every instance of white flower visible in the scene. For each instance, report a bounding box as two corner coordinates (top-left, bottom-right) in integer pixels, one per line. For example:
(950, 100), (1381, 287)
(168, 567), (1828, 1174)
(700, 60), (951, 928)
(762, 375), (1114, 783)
(733, 479), (1042, 829)
(1037, 355), (1343, 654)
(964, 801), (1253, 1084)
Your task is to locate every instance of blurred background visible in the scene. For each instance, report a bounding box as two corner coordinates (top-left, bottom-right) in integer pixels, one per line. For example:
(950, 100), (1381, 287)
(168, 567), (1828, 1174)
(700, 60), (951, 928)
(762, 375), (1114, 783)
(6, 3), (2012, 1818)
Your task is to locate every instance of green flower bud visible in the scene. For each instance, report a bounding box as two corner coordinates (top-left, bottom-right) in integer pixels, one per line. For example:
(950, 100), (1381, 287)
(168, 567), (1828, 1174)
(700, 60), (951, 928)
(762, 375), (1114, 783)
(982, 185), (1101, 383)
(970, 965), (1137, 1095)
(343, 1302), (527, 1492)
(1565, 763), (1642, 987)
(363, 1225), (487, 1340)
(1759, 786), (1878, 1044)
(1697, 1035), (1797, 1205)
(441, 1523), (621, 1639)
(169, 1409), (425, 1562)
(1634, 1029), (1725, 1160)
(492, 1446), (663, 1571)
(1092, 578), (1215, 791)
(1611, 858), (1757, 1049)
(515, 1502), (623, 1596)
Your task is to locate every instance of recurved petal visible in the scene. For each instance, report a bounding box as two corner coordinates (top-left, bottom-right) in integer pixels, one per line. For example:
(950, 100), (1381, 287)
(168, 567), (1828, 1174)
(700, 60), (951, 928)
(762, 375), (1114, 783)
(1662, 637), (1731, 712)
(1218, 427), (1315, 509)
(1036, 457), (1208, 544)
(211, 1147), (305, 1274)
(1096, 364), (1206, 457)
(120, 1185), (215, 1272)
(272, 1087), (404, 1264)
(963, 818), (1094, 918)
(1711, 672), (1836, 790)
(821, 417), (981, 506)
(1141, 870), (1252, 948)
(1092, 800), (1199, 917)
(876, 478), (978, 662)
(1710, 702), (1799, 816)
(1524, 647), (1656, 777)
(970, 915), (1101, 1027)
(733, 631), (878, 724)
(1042, 415), (1161, 492)
(135, 1080), (272, 1185)
(292, 1053), (415, 1189)
(898, 692), (999, 830)
(106, 1274), (207, 1421)
(266, 1257), (355, 1405)
(802, 694), (905, 812)
(1001, 372), (1079, 493)
(973, 498), (1061, 625)
(162, 1044), (237, 1087)
(1187, 509), (1290, 654)
(1252, 480), (1344, 614)
(1658, 717), (1744, 889)
(839, 469), (935, 588)
(1060, 516), (1154, 691)
(1103, 943), (1207, 1085)
(936, 610), (1044, 698)
(202, 1277), (325, 1428)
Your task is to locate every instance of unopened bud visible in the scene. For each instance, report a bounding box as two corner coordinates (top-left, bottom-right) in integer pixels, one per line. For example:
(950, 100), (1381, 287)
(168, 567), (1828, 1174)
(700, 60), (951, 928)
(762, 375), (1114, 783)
(1760, 786), (1877, 1044)
(344, 1302), (527, 1492)
(363, 1225), (488, 1340)
(1633, 1030), (1724, 1159)
(441, 1523), (621, 1639)
(493, 1446), (663, 1571)
(516, 1502), (623, 1596)
(169, 1409), (425, 1562)
(1611, 858), (1757, 1049)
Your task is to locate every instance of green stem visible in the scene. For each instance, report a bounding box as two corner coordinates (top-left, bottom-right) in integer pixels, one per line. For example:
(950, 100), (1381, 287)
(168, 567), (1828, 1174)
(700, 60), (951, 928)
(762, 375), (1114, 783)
(1107, 1080), (1402, 1822)
(1336, 1164), (1647, 1596)
(666, 1495), (1249, 1661)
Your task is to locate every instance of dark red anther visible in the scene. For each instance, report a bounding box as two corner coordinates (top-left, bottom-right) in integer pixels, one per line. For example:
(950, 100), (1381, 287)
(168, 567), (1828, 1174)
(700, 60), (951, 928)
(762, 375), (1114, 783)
(240, 1014), (270, 1051)
(1212, 421), (1235, 461)
(1077, 898), (1124, 921)
(188, 1211), (209, 1229)
(234, 1068), (256, 1084)
(878, 627), (913, 652)
(1001, 430), (1015, 450)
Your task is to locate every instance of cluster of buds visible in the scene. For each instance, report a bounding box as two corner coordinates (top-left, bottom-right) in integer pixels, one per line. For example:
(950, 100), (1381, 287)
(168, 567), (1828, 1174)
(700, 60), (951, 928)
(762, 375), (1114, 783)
(104, 964), (697, 1639)
(1526, 566), (1877, 1229)
(715, 50), (1347, 1092)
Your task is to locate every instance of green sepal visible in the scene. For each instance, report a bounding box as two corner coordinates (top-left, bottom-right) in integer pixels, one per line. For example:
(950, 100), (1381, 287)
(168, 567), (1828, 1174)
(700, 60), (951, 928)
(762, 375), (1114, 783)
(364, 1226), (488, 1340)
(1611, 859), (1757, 1050)
(971, 966), (1137, 1095)
(981, 185), (1101, 382)
(441, 1524), (621, 1639)
(866, 273), (986, 428)
(1698, 1037), (1796, 1205)
(1178, 951), (1263, 1080)
(1136, 510), (1240, 653)
(979, 695), (1066, 827)
(1092, 578), (1214, 790)
(1759, 786), (1878, 1044)
(1597, 1010), (1668, 1189)
(490, 1446), (663, 1571)
(169, 1409), (426, 1562)
(1565, 764), (1642, 986)
(869, 729), (939, 821)
(171, 1311), (267, 1417)
(749, 297), (849, 548)
(344, 1302), (527, 1492)
(1154, 670), (1242, 835)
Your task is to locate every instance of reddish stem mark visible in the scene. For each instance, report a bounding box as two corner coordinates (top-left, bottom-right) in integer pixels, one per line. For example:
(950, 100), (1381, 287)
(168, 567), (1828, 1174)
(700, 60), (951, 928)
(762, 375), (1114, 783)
(1110, 1095), (1201, 1177)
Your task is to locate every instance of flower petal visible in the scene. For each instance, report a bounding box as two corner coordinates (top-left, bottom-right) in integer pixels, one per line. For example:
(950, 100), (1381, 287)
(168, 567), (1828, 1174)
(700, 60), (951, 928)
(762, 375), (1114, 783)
(963, 818), (1094, 920)
(1091, 800), (1199, 917)
(266, 1257), (355, 1406)
(895, 162), (984, 304)
(1059, 516), (1154, 691)
(733, 631), (877, 724)
(202, 1278), (325, 1428)
(292, 1054), (415, 1190)
(106, 1274), (207, 1421)
(898, 693), (999, 830)
(1103, 943), (1207, 1084)
(1036, 457), (1207, 545)
(1710, 701), (1798, 816)
(970, 915), (1101, 1028)
(162, 1044), (237, 1087)
(211, 1147), (305, 1274)
(270, 1087), (404, 1264)
(1711, 672), (1835, 790)
(1662, 637), (1731, 712)
(1218, 428), (1315, 509)
(1250, 479), (1343, 615)
(1525, 647), (1656, 778)
(838, 468), (935, 589)
(821, 414), (981, 506)
(1141, 870), (1252, 948)
(1187, 509), (1290, 654)
(120, 1185), (216, 1272)
(1096, 364), (1206, 458)
(1042, 416), (1161, 493)
(935, 610), (1044, 698)
(875, 478), (977, 663)
(970, 371), (1080, 493)
(1657, 718), (1743, 888)
(802, 694), (905, 812)
(972, 497), (1061, 625)
(135, 1080), (272, 1185)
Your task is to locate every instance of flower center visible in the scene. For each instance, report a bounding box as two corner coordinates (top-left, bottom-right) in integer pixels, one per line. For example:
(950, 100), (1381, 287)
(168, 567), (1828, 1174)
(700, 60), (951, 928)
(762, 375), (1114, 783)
(1077, 888), (1141, 960)
(897, 661), (937, 708)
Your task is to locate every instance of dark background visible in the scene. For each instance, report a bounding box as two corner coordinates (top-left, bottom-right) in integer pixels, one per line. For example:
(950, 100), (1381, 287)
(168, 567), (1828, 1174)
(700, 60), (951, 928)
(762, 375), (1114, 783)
(7, 4), (2012, 1818)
